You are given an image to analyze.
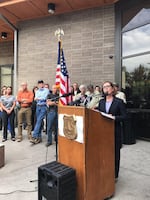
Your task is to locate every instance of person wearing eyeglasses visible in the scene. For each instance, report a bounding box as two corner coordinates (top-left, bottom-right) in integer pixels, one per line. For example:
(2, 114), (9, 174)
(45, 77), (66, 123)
(96, 81), (126, 181)
(17, 82), (34, 142)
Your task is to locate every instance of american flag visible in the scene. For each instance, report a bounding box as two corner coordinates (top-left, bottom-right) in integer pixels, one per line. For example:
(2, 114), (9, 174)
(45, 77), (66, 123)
(56, 41), (71, 105)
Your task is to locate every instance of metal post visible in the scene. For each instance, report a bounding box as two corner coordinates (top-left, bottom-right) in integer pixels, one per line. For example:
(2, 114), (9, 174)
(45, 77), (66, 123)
(13, 29), (18, 96)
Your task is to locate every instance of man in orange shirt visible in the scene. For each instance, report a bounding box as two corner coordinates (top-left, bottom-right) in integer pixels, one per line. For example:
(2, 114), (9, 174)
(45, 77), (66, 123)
(17, 82), (34, 142)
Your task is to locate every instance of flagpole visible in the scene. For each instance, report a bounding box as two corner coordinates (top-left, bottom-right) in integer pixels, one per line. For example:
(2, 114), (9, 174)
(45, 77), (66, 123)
(55, 28), (64, 89)
(54, 28), (64, 161)
(55, 28), (64, 48)
(55, 28), (64, 63)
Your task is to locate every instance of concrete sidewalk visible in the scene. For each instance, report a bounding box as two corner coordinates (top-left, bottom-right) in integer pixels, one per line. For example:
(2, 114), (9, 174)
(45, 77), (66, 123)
(0, 130), (150, 200)
(115, 140), (150, 200)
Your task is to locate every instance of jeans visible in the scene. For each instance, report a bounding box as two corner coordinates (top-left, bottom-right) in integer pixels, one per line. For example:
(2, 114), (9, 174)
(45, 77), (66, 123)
(2, 110), (15, 139)
(33, 105), (47, 139)
(0, 111), (2, 130)
(47, 110), (58, 144)
(7, 118), (12, 132)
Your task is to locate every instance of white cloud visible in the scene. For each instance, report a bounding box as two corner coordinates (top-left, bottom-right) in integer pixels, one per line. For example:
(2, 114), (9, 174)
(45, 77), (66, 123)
(123, 24), (150, 57)
(123, 54), (150, 73)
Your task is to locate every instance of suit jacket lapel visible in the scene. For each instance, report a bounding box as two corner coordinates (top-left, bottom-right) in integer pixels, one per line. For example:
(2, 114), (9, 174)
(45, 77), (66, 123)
(101, 99), (106, 113)
(108, 98), (115, 114)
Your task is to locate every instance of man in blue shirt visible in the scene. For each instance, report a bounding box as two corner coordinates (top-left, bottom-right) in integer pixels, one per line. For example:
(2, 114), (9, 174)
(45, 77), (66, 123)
(30, 80), (49, 144)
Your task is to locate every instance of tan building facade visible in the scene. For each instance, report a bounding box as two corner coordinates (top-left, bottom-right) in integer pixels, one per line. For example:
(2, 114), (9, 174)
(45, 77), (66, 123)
(0, 5), (115, 91)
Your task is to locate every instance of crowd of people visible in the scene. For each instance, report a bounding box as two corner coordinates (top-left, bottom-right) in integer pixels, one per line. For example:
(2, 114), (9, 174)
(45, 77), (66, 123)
(0, 80), (127, 180)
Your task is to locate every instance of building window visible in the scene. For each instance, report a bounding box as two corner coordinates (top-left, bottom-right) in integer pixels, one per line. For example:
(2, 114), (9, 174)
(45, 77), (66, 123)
(0, 65), (14, 90)
(122, 8), (150, 108)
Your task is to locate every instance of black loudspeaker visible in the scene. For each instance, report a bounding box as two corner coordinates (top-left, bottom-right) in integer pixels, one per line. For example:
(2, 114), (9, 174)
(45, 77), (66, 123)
(38, 161), (76, 200)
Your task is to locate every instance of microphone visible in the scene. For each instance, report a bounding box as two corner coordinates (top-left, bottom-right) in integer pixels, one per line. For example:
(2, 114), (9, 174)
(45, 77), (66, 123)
(62, 92), (73, 97)
(103, 92), (109, 97)
(48, 92), (73, 101)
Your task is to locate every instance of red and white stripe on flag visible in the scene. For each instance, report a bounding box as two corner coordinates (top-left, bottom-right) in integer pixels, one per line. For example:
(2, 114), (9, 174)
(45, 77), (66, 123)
(55, 64), (60, 88)
(56, 41), (72, 105)
(55, 41), (61, 88)
(59, 48), (70, 105)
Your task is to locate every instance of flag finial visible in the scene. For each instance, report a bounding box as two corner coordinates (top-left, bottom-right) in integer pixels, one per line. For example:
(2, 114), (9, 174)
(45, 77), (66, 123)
(55, 28), (64, 41)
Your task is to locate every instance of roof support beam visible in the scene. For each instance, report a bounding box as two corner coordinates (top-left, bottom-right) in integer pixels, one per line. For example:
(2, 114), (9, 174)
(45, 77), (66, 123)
(0, 13), (17, 31)
(0, 0), (27, 7)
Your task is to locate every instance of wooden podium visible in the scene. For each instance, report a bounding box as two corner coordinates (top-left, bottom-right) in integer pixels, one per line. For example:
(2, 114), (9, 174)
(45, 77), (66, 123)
(58, 106), (115, 200)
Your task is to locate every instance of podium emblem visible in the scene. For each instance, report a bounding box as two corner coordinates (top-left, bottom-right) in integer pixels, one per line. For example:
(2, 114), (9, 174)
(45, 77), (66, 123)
(63, 115), (77, 140)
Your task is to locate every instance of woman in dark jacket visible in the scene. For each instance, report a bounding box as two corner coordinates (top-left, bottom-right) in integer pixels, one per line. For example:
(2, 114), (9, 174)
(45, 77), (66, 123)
(97, 81), (126, 180)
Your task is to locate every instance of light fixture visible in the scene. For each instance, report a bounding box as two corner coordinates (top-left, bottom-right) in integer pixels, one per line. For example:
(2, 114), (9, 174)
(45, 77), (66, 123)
(1, 32), (7, 39)
(48, 3), (55, 14)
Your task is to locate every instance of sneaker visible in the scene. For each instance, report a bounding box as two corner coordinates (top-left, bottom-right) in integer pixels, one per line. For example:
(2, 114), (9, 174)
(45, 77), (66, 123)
(30, 137), (36, 143)
(17, 138), (22, 142)
(11, 138), (16, 141)
(104, 195), (114, 200)
(45, 142), (52, 147)
(2, 139), (7, 142)
(30, 138), (41, 144)
(34, 138), (41, 144)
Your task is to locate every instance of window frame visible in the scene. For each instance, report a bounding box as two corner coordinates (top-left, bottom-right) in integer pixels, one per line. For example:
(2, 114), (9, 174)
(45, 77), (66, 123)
(0, 64), (14, 90)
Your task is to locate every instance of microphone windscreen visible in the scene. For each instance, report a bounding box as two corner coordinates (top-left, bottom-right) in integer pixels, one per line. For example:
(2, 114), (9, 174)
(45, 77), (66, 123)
(62, 92), (73, 97)
(103, 92), (109, 97)
(62, 93), (68, 97)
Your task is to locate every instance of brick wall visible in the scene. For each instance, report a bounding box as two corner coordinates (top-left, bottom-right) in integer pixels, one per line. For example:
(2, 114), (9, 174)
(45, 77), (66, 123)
(18, 5), (115, 90)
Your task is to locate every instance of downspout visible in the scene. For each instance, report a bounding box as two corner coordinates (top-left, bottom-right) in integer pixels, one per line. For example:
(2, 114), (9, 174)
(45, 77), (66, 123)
(0, 14), (18, 96)
(14, 29), (18, 96)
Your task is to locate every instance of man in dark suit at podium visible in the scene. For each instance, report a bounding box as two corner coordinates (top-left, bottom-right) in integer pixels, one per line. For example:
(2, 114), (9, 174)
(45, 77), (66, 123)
(96, 81), (126, 180)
